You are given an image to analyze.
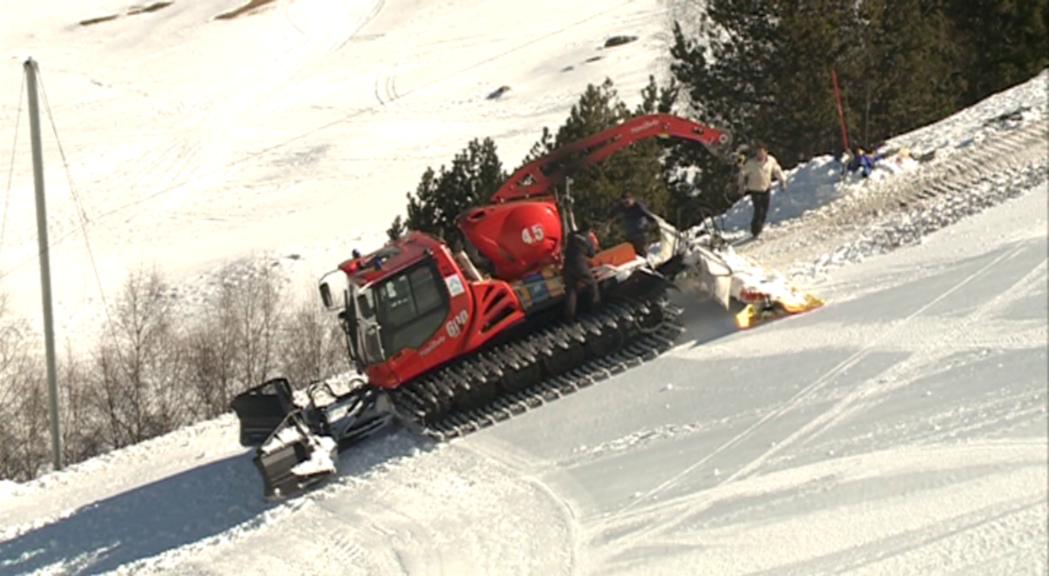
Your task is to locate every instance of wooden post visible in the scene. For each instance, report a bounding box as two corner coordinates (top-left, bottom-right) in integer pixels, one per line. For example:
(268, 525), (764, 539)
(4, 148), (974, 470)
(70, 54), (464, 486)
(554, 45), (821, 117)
(831, 69), (850, 153)
(25, 57), (63, 471)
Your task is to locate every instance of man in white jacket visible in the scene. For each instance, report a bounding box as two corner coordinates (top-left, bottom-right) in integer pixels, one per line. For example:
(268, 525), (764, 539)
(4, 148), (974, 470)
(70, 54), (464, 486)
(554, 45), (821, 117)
(737, 143), (787, 238)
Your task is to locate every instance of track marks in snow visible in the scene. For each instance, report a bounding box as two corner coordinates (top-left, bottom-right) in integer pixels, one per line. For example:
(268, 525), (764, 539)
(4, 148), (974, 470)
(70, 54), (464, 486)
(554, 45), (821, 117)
(623, 237), (1032, 512)
(586, 207), (1047, 568)
(374, 74), (399, 106)
(125, 434), (579, 575)
(585, 442), (1047, 575)
(335, 0), (386, 50)
(721, 239), (1036, 485)
(790, 252), (1048, 452)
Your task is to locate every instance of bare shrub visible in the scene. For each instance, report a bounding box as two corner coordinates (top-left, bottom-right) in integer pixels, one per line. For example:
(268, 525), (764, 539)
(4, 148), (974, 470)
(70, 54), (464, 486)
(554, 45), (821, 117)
(59, 346), (106, 464)
(0, 262), (356, 482)
(0, 297), (50, 481)
(0, 296), (23, 410)
(1, 365), (50, 481)
(92, 270), (188, 448)
(232, 265), (283, 390)
(184, 297), (240, 419)
(185, 263), (285, 418)
(278, 295), (351, 388)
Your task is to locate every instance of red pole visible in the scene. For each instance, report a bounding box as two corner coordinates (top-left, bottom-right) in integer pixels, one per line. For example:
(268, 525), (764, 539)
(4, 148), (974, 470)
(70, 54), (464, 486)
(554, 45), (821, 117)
(831, 69), (850, 152)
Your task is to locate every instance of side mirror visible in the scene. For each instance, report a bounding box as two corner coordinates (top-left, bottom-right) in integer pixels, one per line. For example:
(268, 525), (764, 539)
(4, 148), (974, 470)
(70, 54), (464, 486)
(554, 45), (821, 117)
(318, 270), (350, 311)
(319, 282), (334, 309)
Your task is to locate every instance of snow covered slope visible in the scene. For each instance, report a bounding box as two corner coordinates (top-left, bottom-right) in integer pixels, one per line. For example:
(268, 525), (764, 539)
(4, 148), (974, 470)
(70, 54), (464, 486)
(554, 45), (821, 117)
(1, 174), (1044, 575)
(0, 0), (1046, 574)
(0, 0), (676, 340)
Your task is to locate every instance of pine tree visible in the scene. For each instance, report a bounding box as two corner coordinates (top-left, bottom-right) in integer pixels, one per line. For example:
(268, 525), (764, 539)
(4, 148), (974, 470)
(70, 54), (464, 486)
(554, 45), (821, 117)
(840, 0), (962, 148)
(404, 167), (438, 236)
(667, 13), (765, 225)
(519, 78), (673, 244)
(386, 215), (405, 242)
(671, 1), (855, 161)
(947, 0), (1049, 105)
(669, 0), (970, 218)
(402, 139), (506, 243)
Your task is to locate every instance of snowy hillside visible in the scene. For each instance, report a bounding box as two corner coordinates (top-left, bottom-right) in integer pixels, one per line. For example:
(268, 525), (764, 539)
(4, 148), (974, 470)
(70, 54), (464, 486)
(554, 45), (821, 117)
(1, 0), (1047, 574)
(1, 0), (677, 340)
(1, 163), (1044, 575)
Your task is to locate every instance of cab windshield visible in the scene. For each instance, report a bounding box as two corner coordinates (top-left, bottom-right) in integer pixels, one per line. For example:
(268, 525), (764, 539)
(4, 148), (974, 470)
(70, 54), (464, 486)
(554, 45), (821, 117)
(353, 261), (449, 365)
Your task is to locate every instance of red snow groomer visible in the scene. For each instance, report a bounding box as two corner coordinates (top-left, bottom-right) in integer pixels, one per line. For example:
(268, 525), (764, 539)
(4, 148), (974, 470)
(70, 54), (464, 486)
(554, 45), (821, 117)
(232, 114), (822, 497)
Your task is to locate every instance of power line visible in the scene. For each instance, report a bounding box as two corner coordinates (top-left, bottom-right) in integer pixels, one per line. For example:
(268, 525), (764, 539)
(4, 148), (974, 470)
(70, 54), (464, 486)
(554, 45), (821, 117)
(39, 76), (91, 225)
(1, 73), (25, 258)
(37, 67), (125, 355)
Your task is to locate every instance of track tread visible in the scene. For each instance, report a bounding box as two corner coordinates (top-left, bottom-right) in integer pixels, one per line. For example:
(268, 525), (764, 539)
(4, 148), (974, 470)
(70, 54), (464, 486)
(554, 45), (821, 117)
(388, 295), (683, 439)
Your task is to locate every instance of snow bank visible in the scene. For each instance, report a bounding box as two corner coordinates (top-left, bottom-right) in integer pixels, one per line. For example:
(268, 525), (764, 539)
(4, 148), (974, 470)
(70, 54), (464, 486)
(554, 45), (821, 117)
(0, 480), (19, 502)
(718, 71), (1048, 240)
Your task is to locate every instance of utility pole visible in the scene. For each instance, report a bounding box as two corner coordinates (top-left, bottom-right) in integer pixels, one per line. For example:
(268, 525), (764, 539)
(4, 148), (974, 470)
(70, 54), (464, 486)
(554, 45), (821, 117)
(24, 57), (62, 471)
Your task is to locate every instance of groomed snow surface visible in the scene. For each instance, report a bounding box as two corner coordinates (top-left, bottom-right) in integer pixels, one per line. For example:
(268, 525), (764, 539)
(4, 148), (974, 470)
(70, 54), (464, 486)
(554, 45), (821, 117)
(1, 0), (1047, 574)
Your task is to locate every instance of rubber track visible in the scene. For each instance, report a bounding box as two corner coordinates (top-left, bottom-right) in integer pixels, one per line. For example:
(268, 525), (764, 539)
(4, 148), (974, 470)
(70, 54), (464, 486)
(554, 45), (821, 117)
(388, 297), (685, 441)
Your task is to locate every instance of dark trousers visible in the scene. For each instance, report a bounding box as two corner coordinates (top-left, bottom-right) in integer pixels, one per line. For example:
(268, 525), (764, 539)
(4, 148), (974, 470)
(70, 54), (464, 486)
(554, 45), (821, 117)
(627, 234), (647, 257)
(748, 189), (771, 237)
(564, 273), (600, 321)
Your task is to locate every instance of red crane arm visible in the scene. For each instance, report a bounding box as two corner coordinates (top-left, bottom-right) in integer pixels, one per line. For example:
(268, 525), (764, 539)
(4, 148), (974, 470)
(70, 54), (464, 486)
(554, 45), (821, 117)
(489, 114), (732, 204)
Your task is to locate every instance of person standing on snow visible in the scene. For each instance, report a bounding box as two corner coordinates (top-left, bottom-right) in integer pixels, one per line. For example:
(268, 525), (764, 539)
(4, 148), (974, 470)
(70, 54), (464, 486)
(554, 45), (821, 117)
(612, 191), (658, 256)
(738, 143), (787, 238)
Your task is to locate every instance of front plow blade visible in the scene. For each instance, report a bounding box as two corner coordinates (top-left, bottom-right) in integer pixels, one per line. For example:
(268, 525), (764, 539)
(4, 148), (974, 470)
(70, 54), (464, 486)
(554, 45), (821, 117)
(255, 412), (338, 499)
(231, 378), (296, 447)
(232, 375), (396, 498)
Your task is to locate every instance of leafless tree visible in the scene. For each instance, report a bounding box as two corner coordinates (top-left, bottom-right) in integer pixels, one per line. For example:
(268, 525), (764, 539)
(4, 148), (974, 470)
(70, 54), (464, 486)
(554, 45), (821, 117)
(59, 345), (105, 464)
(185, 262), (286, 417)
(93, 270), (188, 447)
(2, 366), (49, 481)
(184, 287), (240, 419)
(233, 265), (284, 388)
(0, 295), (50, 481)
(278, 294), (351, 388)
(0, 262), (355, 481)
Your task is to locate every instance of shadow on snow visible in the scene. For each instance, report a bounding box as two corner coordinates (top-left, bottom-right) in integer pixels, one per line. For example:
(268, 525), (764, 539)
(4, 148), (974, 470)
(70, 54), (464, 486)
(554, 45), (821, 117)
(0, 429), (429, 575)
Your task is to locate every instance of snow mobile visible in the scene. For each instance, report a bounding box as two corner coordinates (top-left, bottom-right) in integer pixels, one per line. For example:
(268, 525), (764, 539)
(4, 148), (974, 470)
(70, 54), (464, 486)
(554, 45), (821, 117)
(231, 114), (823, 497)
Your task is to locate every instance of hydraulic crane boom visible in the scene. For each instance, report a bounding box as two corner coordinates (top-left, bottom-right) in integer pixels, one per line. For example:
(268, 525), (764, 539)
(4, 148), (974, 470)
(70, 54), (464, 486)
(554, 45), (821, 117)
(489, 114), (732, 204)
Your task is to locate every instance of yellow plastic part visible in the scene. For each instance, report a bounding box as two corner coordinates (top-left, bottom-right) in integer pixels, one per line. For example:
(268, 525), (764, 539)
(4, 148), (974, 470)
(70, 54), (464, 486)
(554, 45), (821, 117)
(778, 293), (825, 314)
(735, 293), (824, 329)
(735, 305), (758, 329)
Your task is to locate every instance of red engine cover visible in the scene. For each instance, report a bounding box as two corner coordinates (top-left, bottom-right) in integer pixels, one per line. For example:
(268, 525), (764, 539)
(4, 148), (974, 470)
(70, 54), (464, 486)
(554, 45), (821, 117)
(458, 199), (563, 279)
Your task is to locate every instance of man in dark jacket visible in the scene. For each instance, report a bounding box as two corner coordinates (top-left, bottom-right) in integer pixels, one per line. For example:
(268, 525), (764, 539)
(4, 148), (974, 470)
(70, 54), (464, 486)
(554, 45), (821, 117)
(612, 192), (658, 256)
(563, 226), (600, 322)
